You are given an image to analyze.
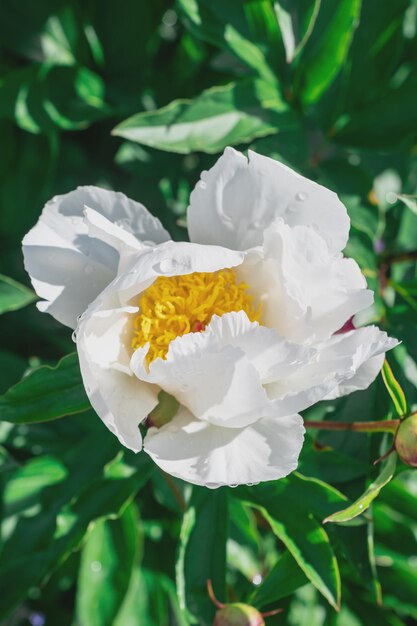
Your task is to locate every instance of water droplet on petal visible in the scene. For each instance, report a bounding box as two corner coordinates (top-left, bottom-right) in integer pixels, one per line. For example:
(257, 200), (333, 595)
(154, 258), (180, 274)
(296, 191), (308, 201)
(229, 483), (238, 488)
(71, 330), (77, 343)
(199, 181), (207, 190)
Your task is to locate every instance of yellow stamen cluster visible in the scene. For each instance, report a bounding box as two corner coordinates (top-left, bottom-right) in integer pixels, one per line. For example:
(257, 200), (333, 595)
(131, 269), (261, 363)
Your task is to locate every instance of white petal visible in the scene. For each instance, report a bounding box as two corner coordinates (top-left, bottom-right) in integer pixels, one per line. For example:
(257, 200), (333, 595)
(77, 304), (159, 452)
(131, 327), (275, 429)
(144, 407), (305, 487)
(239, 220), (373, 344)
(205, 311), (311, 384)
(111, 240), (245, 305)
(267, 326), (398, 412)
(187, 147), (349, 253)
(22, 186), (169, 329)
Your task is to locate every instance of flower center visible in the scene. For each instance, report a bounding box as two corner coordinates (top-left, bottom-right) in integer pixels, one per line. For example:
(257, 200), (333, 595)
(131, 269), (261, 363)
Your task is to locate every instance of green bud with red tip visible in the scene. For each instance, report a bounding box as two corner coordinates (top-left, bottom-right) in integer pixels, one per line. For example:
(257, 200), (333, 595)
(214, 603), (265, 626)
(395, 413), (417, 467)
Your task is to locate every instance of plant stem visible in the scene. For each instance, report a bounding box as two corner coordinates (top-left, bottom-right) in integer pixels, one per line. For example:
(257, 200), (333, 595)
(303, 419), (399, 434)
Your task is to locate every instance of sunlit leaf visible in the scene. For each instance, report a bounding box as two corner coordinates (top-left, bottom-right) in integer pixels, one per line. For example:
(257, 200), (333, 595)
(0, 353), (89, 424)
(113, 79), (294, 154)
(324, 453), (397, 524)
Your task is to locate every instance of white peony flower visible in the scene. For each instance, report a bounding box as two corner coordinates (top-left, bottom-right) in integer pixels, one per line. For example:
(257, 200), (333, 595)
(22, 148), (397, 487)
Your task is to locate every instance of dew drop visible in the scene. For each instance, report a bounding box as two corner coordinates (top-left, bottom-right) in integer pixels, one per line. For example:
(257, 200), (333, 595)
(358, 504), (364, 510)
(154, 258), (180, 274)
(229, 483), (238, 488)
(71, 330), (77, 343)
(199, 181), (207, 190)
(91, 561), (102, 573)
(296, 191), (308, 201)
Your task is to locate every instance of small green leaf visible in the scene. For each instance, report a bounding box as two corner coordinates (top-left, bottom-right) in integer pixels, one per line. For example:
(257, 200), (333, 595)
(382, 359), (407, 417)
(324, 453), (397, 524)
(0, 353), (89, 424)
(176, 487), (228, 625)
(0, 273), (36, 314)
(249, 551), (308, 609)
(113, 79), (294, 154)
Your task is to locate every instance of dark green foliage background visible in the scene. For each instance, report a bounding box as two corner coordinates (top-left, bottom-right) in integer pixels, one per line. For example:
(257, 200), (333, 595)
(1, 1), (417, 625)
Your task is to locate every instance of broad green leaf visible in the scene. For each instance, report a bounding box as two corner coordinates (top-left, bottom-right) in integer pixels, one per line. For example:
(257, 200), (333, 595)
(113, 79), (294, 154)
(0, 353), (89, 424)
(295, 0), (361, 105)
(177, 0), (284, 83)
(4, 455), (67, 515)
(334, 81), (417, 148)
(115, 568), (190, 626)
(249, 550), (308, 609)
(0, 273), (36, 314)
(0, 64), (109, 134)
(274, 0), (321, 63)
(0, 447), (153, 621)
(324, 453), (397, 524)
(176, 487), (228, 625)
(238, 474), (347, 609)
(341, 0), (409, 113)
(382, 359), (407, 417)
(76, 501), (140, 626)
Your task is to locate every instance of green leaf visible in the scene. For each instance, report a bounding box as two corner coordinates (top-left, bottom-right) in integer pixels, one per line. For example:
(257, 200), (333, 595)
(0, 64), (110, 134)
(177, 0), (283, 83)
(176, 487), (228, 625)
(76, 501), (140, 626)
(375, 547), (417, 619)
(0, 353), (89, 424)
(115, 568), (190, 626)
(249, 550), (308, 609)
(397, 194), (417, 215)
(274, 0), (321, 63)
(324, 453), (397, 524)
(238, 474), (347, 609)
(334, 81), (417, 148)
(382, 359), (407, 417)
(295, 0), (362, 105)
(0, 273), (36, 314)
(0, 446), (153, 621)
(113, 79), (294, 154)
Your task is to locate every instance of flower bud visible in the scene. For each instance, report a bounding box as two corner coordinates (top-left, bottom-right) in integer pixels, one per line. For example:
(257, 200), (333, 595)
(395, 413), (417, 467)
(214, 603), (265, 626)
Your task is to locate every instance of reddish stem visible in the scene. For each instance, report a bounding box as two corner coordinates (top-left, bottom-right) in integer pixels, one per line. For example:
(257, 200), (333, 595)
(207, 580), (225, 610)
(304, 419), (399, 434)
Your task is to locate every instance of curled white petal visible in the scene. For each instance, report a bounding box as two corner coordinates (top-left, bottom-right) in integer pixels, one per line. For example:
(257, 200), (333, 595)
(144, 407), (305, 487)
(22, 186), (170, 329)
(239, 219), (373, 344)
(267, 326), (399, 413)
(187, 147), (349, 253)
